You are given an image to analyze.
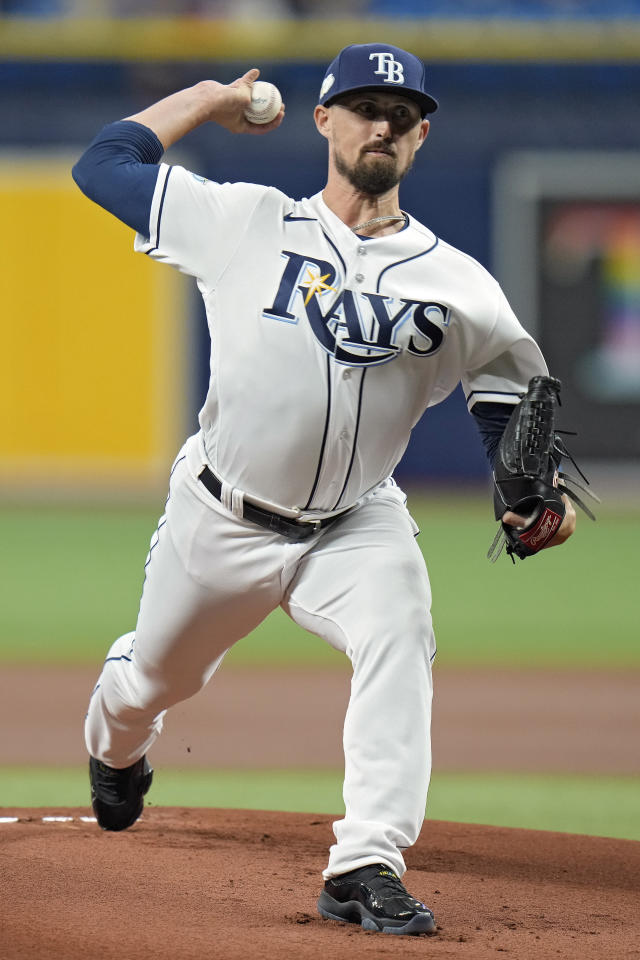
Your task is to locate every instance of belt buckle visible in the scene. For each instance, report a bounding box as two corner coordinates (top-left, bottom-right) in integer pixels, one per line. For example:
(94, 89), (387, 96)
(295, 517), (322, 535)
(297, 520), (322, 533)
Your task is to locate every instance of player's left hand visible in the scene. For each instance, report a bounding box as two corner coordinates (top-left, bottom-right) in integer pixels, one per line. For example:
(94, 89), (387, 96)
(502, 493), (576, 550)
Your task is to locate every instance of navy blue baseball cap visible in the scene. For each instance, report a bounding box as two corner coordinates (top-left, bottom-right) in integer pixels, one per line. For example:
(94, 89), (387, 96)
(319, 43), (438, 116)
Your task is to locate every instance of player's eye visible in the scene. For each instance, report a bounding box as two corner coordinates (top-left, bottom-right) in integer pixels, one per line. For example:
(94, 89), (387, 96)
(354, 101), (377, 118)
(391, 106), (419, 130)
(344, 99), (420, 131)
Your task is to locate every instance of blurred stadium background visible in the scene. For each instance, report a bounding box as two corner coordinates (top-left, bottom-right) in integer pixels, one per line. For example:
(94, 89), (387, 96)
(1, 2), (639, 838)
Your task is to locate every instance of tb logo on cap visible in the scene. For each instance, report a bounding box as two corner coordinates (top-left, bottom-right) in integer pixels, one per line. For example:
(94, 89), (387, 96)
(369, 52), (405, 85)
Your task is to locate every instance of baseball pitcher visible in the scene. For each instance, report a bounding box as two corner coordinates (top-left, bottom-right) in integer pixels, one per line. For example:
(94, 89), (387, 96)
(73, 43), (579, 936)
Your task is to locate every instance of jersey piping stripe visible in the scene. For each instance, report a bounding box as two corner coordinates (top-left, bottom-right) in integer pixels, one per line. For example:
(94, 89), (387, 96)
(139, 455), (183, 590)
(143, 517), (167, 571)
(138, 452), (184, 577)
(168, 453), (186, 479)
(145, 165), (173, 255)
(104, 654), (132, 665)
(333, 368), (367, 511)
(140, 514), (168, 603)
(321, 229), (347, 275)
(376, 237), (439, 292)
(303, 352), (332, 510)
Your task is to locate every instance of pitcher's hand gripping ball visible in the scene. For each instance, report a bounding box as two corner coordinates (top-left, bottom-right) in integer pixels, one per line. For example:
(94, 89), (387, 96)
(488, 375), (598, 562)
(244, 81), (282, 124)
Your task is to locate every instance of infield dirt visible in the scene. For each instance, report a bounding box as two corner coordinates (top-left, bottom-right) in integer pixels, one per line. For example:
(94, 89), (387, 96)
(2, 665), (639, 959)
(2, 808), (639, 960)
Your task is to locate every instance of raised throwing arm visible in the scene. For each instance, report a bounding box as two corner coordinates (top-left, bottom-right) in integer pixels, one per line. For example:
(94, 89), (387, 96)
(124, 69), (284, 149)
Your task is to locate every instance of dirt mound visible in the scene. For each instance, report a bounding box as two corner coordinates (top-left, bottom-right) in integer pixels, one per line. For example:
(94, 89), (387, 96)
(1, 807), (638, 959)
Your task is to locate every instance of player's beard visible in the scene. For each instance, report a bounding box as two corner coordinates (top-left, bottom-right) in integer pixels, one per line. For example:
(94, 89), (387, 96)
(335, 146), (412, 196)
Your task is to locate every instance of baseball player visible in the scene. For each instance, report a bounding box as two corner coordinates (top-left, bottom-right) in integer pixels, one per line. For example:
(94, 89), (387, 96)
(73, 43), (575, 937)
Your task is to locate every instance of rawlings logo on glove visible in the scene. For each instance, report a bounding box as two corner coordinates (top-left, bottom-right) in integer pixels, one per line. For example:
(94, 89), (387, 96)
(518, 506), (563, 550)
(488, 376), (599, 563)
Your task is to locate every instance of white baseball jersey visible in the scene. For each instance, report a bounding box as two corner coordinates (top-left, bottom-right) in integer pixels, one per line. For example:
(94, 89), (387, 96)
(135, 165), (546, 517)
(87, 146), (549, 883)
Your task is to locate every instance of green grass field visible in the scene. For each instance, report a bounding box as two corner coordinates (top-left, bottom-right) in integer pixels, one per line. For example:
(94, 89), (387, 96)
(2, 767), (638, 842)
(1, 496), (638, 841)
(0, 495), (638, 667)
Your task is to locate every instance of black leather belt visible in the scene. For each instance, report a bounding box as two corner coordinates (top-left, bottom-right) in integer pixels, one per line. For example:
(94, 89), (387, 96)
(198, 466), (349, 541)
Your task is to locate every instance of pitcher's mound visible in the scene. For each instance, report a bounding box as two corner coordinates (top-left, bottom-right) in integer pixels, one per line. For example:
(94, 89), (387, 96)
(1, 807), (638, 959)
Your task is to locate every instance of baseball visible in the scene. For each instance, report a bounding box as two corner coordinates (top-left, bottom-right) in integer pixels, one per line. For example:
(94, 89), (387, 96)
(244, 81), (282, 125)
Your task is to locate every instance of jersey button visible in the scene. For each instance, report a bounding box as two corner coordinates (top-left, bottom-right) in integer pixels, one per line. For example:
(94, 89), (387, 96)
(343, 370), (351, 380)
(357, 246), (367, 256)
(355, 273), (365, 283)
(339, 430), (349, 440)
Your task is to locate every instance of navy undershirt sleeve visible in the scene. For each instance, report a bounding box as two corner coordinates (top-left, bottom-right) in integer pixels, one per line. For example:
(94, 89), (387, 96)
(72, 120), (164, 236)
(471, 401), (515, 466)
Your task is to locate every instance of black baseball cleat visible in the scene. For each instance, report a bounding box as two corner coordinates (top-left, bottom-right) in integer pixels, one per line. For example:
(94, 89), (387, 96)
(89, 755), (153, 831)
(317, 863), (436, 936)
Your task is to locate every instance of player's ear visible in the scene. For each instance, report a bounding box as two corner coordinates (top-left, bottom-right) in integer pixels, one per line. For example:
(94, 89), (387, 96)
(314, 104), (331, 140)
(414, 119), (430, 151)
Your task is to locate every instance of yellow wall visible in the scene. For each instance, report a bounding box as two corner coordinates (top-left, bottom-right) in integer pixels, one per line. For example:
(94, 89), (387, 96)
(0, 153), (187, 492)
(1, 17), (639, 62)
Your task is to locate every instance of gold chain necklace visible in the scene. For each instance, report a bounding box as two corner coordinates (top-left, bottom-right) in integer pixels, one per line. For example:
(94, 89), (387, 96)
(351, 214), (407, 234)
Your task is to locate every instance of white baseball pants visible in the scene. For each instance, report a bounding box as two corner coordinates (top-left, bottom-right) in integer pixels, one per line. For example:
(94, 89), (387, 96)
(85, 438), (436, 878)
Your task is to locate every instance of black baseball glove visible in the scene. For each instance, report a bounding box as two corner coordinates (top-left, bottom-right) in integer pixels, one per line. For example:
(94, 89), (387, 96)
(487, 375), (599, 562)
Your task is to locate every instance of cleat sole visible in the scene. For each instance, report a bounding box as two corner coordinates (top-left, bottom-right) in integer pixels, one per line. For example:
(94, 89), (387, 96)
(317, 894), (436, 936)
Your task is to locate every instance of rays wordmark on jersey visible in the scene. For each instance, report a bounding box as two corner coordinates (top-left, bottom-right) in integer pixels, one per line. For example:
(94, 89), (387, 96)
(263, 250), (450, 366)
